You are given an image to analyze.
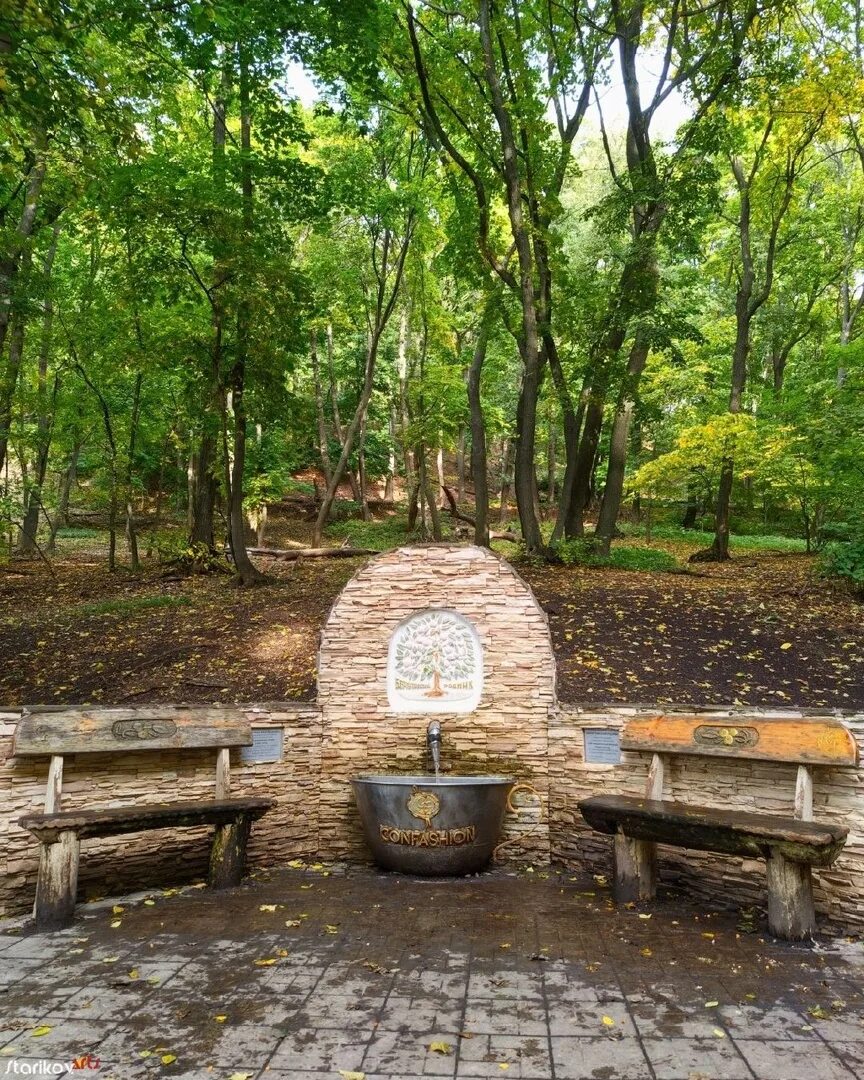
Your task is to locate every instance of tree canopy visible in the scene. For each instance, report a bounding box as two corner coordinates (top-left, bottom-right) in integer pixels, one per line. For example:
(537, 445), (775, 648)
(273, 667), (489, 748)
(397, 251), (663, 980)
(2, 0), (863, 580)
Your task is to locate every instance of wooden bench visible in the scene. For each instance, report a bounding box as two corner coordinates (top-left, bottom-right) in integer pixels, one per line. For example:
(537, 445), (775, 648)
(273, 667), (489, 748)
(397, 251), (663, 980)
(14, 707), (275, 931)
(578, 715), (858, 939)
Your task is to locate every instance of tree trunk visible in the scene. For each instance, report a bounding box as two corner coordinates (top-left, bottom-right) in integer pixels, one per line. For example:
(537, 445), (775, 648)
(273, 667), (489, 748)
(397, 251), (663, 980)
(124, 371), (143, 570)
(313, 332), (381, 546)
(47, 441), (81, 551)
(478, 0), (543, 554)
(0, 135), (47, 363)
(229, 45), (264, 587)
(456, 424), (465, 504)
(0, 244), (33, 479)
(467, 321), (490, 546)
(311, 329), (333, 486)
(498, 439), (513, 525)
(595, 335), (650, 554)
(326, 322), (362, 503)
(17, 220), (61, 555)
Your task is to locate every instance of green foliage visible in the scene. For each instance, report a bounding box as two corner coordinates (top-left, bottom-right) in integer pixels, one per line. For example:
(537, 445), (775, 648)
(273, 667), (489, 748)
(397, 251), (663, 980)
(819, 537), (864, 595)
(326, 514), (420, 550)
(555, 539), (679, 572)
(75, 595), (192, 617)
(54, 527), (102, 539)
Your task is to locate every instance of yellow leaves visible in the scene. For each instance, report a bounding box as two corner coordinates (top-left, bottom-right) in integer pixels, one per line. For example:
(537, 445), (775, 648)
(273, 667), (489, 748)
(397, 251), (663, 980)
(808, 1004), (829, 1020)
(128, 968), (139, 980)
(112, 905), (125, 914)
(285, 919), (302, 927)
(101, 956), (120, 964)
(324, 924), (339, 934)
(704, 1001), (719, 1009)
(337, 1072), (366, 1080)
(287, 859), (305, 869)
(639, 947), (653, 957)
(110, 919), (122, 929)
(160, 1054), (176, 1066)
(214, 1015), (228, 1023)
(30, 1027), (52, 1038)
(228, 1074), (253, 1080)
(259, 904), (279, 912)
(254, 957), (279, 966)
(429, 1042), (453, 1055)
(780, 642), (793, 650)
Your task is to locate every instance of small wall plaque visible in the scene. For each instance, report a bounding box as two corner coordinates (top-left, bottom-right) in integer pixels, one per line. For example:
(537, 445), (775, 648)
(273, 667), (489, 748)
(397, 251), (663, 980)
(240, 727), (284, 765)
(583, 728), (621, 765)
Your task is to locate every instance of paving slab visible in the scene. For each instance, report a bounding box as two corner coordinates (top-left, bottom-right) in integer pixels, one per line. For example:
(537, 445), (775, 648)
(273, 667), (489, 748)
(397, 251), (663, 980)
(0, 867), (862, 1079)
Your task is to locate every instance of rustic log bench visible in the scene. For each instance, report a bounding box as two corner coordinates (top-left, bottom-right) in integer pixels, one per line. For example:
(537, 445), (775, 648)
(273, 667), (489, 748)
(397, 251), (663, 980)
(14, 707), (275, 930)
(578, 715), (858, 939)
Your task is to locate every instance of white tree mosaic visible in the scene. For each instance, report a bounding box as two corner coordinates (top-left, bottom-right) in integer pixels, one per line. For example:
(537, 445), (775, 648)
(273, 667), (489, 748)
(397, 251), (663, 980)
(387, 610), (482, 712)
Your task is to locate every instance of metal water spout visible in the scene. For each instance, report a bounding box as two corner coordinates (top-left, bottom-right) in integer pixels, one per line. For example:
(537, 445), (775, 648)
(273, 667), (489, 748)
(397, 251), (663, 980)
(426, 720), (442, 777)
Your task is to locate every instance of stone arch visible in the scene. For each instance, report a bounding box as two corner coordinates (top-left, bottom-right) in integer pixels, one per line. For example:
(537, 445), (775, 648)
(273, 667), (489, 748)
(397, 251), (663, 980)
(316, 544), (555, 862)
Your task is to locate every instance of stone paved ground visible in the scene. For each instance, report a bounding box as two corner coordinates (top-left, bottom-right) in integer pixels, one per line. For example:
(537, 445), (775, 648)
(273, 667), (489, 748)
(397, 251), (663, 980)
(1, 868), (864, 1080)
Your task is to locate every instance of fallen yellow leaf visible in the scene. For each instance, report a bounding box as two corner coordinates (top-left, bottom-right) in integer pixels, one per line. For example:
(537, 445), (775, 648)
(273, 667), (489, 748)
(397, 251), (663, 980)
(161, 1054), (176, 1066)
(337, 1072), (366, 1080)
(259, 904), (278, 913)
(30, 1027), (52, 1038)
(429, 1042), (453, 1055)
(254, 958), (278, 966)
(601, 1016), (615, 1027)
(214, 1015), (227, 1024)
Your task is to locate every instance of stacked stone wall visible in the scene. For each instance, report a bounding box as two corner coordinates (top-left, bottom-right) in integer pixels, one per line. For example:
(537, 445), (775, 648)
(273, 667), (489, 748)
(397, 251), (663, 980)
(2, 545), (863, 932)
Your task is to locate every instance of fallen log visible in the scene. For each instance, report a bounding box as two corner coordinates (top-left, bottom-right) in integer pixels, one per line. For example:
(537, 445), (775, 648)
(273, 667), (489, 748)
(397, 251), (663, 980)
(440, 486), (520, 542)
(246, 546), (377, 560)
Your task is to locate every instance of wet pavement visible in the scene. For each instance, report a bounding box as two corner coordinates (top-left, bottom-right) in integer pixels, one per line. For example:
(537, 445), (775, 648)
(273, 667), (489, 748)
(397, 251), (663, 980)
(1, 867), (863, 1079)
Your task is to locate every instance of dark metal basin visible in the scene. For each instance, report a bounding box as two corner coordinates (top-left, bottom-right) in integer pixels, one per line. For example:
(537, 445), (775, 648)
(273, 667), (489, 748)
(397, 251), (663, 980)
(352, 775), (514, 876)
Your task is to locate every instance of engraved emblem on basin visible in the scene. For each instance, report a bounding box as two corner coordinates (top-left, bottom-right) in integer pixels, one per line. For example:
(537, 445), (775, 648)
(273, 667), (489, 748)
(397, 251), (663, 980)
(693, 724), (759, 749)
(111, 719), (178, 741)
(407, 787), (441, 829)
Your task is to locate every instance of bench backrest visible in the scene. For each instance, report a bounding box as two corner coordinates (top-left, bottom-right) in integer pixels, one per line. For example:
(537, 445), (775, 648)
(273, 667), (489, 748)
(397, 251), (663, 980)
(13, 707), (252, 757)
(621, 715), (858, 767)
(621, 714), (858, 824)
(13, 707), (253, 815)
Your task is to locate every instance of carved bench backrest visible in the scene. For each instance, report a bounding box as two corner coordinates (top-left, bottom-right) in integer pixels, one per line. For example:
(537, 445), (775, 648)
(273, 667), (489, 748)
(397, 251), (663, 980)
(622, 715), (859, 823)
(13, 707), (253, 814)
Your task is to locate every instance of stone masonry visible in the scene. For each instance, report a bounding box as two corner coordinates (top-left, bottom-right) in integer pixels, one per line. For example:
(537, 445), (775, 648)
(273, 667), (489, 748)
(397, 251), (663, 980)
(1, 544), (863, 932)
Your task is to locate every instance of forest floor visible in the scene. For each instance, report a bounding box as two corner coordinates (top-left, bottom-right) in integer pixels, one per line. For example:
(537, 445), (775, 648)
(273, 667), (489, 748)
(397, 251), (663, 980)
(1, 517), (862, 710)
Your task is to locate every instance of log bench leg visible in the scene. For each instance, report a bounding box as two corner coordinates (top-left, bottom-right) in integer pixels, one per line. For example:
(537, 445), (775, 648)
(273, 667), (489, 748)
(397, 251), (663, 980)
(209, 816), (252, 889)
(766, 850), (815, 940)
(34, 830), (80, 932)
(613, 830), (657, 904)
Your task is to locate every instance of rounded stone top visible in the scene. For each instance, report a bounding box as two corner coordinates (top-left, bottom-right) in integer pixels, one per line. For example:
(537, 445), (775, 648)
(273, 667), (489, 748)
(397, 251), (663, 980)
(317, 545), (555, 716)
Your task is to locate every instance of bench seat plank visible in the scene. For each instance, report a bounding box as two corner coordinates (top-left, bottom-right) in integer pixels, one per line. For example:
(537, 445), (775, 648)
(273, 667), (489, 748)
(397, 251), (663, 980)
(579, 794), (848, 867)
(19, 797), (274, 843)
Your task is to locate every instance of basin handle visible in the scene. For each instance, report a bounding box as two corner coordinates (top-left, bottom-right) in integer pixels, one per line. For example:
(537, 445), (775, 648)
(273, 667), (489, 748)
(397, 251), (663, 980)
(493, 782), (543, 862)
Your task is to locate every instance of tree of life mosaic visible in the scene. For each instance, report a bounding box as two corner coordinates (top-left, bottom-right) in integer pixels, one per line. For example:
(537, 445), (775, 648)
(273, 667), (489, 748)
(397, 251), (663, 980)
(387, 609), (483, 713)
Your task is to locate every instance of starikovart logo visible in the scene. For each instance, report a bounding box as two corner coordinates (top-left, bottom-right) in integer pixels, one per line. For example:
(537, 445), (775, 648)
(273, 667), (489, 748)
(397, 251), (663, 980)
(4, 1056), (100, 1075)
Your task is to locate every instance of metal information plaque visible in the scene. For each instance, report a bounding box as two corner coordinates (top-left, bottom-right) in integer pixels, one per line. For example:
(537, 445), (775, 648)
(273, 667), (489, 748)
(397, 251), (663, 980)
(240, 726), (284, 765)
(583, 728), (621, 765)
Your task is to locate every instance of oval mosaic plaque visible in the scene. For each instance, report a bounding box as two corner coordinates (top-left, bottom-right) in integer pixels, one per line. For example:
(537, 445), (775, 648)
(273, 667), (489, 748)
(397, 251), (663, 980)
(387, 609), (483, 713)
